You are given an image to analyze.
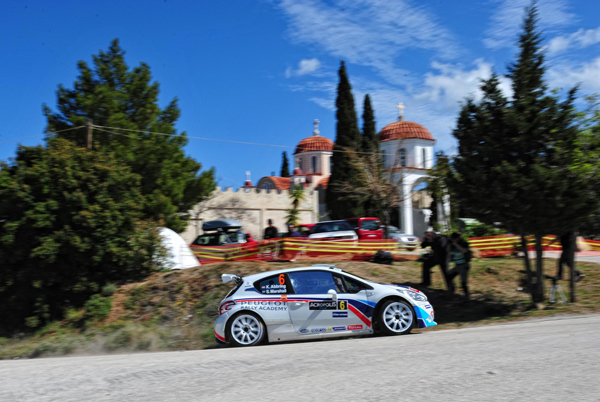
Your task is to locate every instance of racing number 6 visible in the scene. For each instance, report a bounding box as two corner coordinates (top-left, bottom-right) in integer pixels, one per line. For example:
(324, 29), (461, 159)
(279, 274), (285, 285)
(338, 301), (346, 310)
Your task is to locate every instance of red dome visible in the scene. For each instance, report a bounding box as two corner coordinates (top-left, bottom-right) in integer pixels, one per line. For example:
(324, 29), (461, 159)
(294, 136), (334, 154)
(379, 121), (434, 142)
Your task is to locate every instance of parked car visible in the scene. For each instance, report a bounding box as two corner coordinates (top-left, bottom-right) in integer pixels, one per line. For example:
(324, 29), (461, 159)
(191, 219), (246, 246)
(345, 217), (384, 240)
(308, 220), (358, 241)
(383, 225), (419, 249)
(296, 223), (315, 237)
(215, 264), (437, 346)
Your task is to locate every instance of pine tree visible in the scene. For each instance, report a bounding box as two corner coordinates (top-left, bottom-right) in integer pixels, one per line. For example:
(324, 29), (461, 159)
(361, 94), (378, 152)
(451, 4), (598, 302)
(326, 61), (364, 219)
(43, 39), (215, 232)
(0, 138), (162, 331)
(280, 151), (290, 177)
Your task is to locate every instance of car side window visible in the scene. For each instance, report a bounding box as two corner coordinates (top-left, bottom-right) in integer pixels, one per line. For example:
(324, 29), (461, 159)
(340, 275), (365, 293)
(287, 271), (342, 294)
(256, 274), (291, 294)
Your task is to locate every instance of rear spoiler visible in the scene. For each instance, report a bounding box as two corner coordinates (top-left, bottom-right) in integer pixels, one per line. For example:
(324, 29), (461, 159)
(222, 274), (242, 285)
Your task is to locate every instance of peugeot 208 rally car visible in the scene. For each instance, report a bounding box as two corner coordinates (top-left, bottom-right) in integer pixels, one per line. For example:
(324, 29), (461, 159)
(214, 265), (436, 346)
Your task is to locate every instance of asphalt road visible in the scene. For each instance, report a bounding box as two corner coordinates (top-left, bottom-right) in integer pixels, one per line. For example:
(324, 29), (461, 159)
(2, 314), (599, 402)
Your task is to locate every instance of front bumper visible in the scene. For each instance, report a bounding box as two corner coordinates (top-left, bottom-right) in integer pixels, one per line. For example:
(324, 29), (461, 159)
(414, 302), (437, 328)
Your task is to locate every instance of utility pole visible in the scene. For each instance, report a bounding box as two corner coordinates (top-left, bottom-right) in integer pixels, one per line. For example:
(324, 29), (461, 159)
(87, 119), (93, 150)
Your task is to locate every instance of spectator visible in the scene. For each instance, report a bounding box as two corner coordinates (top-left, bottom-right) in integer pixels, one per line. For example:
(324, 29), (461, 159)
(245, 233), (258, 245)
(286, 224), (302, 238)
(447, 232), (471, 299)
(420, 228), (451, 289)
(549, 231), (585, 282)
(264, 219), (279, 240)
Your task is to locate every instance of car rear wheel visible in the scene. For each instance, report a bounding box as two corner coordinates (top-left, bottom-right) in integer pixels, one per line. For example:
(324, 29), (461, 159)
(378, 299), (414, 336)
(227, 312), (265, 347)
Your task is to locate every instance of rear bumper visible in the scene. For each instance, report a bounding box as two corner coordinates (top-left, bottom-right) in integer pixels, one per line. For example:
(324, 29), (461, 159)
(214, 314), (228, 344)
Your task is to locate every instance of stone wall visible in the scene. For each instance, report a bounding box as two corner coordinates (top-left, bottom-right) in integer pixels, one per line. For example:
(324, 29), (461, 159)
(180, 187), (319, 243)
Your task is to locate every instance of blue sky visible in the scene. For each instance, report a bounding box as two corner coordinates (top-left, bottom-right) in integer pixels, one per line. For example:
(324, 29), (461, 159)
(1, 0), (599, 188)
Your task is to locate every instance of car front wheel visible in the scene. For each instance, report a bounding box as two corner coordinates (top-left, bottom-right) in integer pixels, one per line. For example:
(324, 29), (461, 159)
(378, 299), (414, 336)
(227, 312), (266, 347)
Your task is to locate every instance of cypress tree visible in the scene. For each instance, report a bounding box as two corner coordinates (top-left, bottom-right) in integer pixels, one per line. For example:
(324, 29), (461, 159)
(326, 61), (364, 219)
(280, 151), (290, 177)
(361, 94), (378, 152)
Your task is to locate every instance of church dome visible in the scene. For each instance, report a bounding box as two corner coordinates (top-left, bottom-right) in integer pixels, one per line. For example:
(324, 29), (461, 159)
(294, 118), (334, 155)
(294, 136), (333, 155)
(378, 121), (434, 142)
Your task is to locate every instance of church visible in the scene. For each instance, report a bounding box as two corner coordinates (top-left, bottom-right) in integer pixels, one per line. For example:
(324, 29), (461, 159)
(180, 105), (440, 243)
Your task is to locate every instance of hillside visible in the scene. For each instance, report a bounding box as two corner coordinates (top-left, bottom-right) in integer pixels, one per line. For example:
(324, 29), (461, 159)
(1, 257), (599, 359)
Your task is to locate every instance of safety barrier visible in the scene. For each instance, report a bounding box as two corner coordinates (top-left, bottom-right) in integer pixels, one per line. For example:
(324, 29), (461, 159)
(190, 235), (600, 264)
(189, 238), (414, 265)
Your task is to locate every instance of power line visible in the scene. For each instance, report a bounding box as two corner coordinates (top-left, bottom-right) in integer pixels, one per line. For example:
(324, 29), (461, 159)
(0, 126), (86, 146)
(92, 124), (437, 162)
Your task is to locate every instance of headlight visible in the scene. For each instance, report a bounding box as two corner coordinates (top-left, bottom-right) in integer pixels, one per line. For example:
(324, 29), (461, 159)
(396, 289), (428, 301)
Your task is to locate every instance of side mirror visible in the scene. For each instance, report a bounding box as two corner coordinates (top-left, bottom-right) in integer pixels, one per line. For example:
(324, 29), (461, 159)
(327, 289), (338, 301)
(222, 274), (240, 284)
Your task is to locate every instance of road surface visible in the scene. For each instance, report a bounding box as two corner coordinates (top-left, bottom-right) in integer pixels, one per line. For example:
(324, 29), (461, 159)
(1, 314), (599, 401)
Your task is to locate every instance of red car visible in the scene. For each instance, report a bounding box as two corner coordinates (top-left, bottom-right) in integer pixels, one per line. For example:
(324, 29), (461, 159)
(345, 217), (384, 240)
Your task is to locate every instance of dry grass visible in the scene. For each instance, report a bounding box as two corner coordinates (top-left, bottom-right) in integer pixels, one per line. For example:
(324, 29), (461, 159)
(1, 256), (598, 359)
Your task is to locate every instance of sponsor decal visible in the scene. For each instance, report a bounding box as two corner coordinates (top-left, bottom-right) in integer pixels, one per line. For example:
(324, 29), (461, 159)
(300, 328), (309, 334)
(280, 295), (288, 302)
(332, 326), (346, 331)
(332, 311), (348, 318)
(238, 300), (288, 311)
(409, 287), (421, 293)
(347, 325), (363, 330)
(309, 301), (348, 311)
(311, 328), (327, 333)
(424, 304), (432, 309)
(261, 284), (287, 294)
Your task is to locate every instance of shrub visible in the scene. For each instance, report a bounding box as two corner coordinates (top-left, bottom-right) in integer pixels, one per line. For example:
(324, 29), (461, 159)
(84, 295), (112, 321)
(101, 284), (117, 297)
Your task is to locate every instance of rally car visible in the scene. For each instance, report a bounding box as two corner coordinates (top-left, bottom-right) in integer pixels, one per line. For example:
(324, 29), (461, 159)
(214, 265), (436, 346)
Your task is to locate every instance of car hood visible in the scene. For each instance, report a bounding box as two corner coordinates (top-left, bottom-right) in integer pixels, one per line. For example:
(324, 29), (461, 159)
(379, 283), (424, 294)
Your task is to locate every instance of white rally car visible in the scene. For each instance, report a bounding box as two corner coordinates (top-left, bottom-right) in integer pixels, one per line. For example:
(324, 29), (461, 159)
(214, 265), (436, 346)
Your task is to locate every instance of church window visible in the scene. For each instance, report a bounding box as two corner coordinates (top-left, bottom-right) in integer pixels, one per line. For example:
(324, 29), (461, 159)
(381, 150), (387, 167)
(263, 182), (272, 191)
(311, 156), (317, 173)
(422, 148), (427, 168)
(298, 157), (303, 171)
(398, 148), (407, 167)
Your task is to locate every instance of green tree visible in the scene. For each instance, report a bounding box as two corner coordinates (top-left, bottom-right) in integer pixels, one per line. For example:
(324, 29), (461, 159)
(451, 4), (598, 302)
(0, 138), (162, 332)
(43, 39), (215, 232)
(326, 61), (364, 219)
(361, 94), (378, 152)
(285, 185), (306, 226)
(281, 151), (290, 177)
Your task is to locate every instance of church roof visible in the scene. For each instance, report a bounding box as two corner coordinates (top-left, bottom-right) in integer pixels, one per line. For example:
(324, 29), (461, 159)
(378, 121), (434, 142)
(294, 136), (334, 155)
(261, 176), (290, 190)
(316, 176), (329, 189)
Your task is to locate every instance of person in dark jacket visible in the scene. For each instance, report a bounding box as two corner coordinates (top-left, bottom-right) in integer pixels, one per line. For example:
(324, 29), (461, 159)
(447, 232), (471, 299)
(286, 224), (302, 238)
(550, 231), (585, 282)
(263, 219), (279, 240)
(420, 229), (451, 289)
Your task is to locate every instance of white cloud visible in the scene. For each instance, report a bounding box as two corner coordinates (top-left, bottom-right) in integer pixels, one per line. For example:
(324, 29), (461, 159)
(548, 57), (600, 92)
(547, 26), (600, 55)
(277, 0), (460, 85)
(415, 59), (512, 111)
(484, 0), (575, 49)
(285, 58), (322, 78)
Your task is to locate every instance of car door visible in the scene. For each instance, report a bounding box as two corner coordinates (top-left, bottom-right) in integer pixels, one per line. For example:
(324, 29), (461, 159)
(287, 270), (370, 334)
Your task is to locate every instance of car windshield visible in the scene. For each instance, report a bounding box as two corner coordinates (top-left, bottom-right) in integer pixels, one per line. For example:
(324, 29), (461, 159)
(313, 221), (354, 233)
(361, 220), (381, 230)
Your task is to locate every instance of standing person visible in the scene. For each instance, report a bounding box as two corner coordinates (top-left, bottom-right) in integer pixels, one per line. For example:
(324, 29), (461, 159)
(420, 229), (451, 288)
(286, 223), (302, 238)
(447, 232), (471, 299)
(263, 219), (279, 240)
(550, 231), (585, 282)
